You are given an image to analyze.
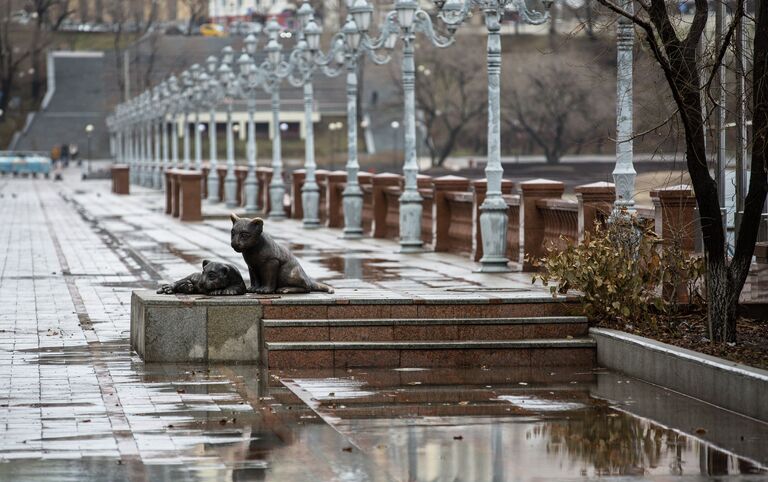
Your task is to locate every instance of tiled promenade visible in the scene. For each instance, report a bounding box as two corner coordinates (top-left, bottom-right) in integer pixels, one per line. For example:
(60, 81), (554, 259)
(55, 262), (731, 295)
(0, 171), (766, 480)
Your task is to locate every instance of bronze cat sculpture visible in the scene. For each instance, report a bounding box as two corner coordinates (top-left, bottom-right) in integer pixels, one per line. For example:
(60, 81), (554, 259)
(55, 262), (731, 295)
(230, 214), (334, 294)
(157, 260), (247, 296)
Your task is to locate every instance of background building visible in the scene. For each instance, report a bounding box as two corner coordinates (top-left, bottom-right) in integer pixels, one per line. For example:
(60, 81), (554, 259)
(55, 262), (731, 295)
(70, 0), (208, 25)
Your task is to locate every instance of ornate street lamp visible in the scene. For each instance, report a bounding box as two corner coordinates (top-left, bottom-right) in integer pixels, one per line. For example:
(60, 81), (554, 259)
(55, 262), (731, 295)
(205, 55), (222, 203)
(377, 0), (456, 252)
(140, 91), (152, 187)
(180, 70), (193, 170)
(436, 0), (550, 271)
(218, 46), (240, 208)
(259, 19), (292, 219)
(190, 64), (204, 171)
(284, 7), (325, 229)
(151, 86), (163, 189)
(167, 75), (181, 170)
(237, 34), (264, 213)
(316, 3), (393, 238)
(159, 80), (172, 190)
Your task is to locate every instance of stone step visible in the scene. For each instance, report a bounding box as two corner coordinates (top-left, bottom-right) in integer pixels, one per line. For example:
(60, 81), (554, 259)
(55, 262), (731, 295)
(263, 316), (588, 343)
(260, 299), (577, 320)
(265, 338), (596, 369)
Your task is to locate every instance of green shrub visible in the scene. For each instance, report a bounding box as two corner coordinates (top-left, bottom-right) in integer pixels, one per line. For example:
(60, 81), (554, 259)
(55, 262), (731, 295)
(531, 215), (704, 328)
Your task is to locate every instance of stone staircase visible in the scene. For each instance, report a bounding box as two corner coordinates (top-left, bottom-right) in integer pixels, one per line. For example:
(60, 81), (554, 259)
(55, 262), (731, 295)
(261, 300), (595, 369)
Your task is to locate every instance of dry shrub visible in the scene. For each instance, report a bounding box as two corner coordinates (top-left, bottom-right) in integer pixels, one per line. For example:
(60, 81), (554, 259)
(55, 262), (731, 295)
(532, 215), (704, 328)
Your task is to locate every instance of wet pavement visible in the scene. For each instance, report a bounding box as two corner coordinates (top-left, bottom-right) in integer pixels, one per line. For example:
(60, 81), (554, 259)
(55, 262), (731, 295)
(0, 172), (767, 480)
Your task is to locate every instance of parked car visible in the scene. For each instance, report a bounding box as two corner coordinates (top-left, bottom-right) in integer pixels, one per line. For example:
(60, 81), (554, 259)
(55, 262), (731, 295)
(200, 23), (227, 37)
(0, 152), (52, 178)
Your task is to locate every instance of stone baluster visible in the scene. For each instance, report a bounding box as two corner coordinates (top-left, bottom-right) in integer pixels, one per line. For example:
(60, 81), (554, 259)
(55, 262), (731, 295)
(433, 175), (471, 252)
(520, 179), (565, 271)
(575, 182), (615, 242)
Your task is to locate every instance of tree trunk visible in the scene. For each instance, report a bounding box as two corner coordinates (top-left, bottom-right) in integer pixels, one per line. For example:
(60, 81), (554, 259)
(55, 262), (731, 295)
(31, 22), (42, 100)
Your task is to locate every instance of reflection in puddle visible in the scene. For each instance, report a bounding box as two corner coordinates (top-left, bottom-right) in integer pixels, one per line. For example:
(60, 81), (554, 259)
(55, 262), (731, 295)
(493, 394), (586, 412)
(282, 369), (768, 480)
(315, 255), (398, 281)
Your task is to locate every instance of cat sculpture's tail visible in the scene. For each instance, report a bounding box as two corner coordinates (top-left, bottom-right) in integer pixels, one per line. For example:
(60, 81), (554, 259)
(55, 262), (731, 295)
(311, 281), (335, 294)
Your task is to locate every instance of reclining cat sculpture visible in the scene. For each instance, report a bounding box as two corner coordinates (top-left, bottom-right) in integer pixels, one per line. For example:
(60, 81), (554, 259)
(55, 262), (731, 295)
(157, 260), (247, 296)
(230, 213), (334, 294)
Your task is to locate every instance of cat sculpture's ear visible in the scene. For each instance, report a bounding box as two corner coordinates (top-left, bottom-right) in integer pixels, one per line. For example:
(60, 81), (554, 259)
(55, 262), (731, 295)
(202, 259), (211, 268)
(230, 213), (240, 224)
(250, 217), (264, 226)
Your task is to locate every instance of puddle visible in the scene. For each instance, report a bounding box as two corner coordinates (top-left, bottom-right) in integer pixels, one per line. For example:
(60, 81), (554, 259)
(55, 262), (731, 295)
(280, 368), (768, 480)
(314, 255), (400, 281)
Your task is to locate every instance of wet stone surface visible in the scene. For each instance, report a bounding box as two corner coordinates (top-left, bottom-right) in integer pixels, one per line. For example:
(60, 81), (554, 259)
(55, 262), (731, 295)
(0, 172), (766, 480)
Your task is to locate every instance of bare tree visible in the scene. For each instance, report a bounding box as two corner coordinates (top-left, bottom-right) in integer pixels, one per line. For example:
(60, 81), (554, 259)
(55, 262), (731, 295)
(594, 0), (768, 342)
(503, 63), (605, 164)
(26, 0), (74, 99)
(0, 2), (31, 118)
(180, 0), (207, 35)
(397, 43), (486, 167)
(107, 0), (159, 100)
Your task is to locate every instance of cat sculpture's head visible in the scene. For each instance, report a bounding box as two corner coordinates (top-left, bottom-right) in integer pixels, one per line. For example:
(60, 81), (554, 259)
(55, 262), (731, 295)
(199, 260), (237, 292)
(230, 214), (264, 253)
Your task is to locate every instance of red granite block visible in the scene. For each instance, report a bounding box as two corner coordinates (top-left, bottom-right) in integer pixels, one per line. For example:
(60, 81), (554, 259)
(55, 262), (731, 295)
(399, 349), (466, 368)
(262, 305), (329, 319)
(268, 350), (333, 368)
(327, 305), (391, 319)
(526, 323), (587, 339)
(262, 326), (329, 342)
(457, 324), (525, 340)
(329, 326), (393, 341)
(529, 348), (595, 366)
(393, 325), (459, 341)
(465, 349), (531, 367)
(390, 305), (418, 318)
(333, 349), (400, 368)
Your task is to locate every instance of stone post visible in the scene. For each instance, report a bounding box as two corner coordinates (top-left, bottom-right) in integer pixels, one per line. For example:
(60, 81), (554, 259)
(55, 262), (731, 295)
(650, 185), (697, 252)
(651, 184), (698, 302)
(372, 173), (403, 239)
(433, 175), (471, 252)
(755, 242), (768, 303)
(165, 170), (173, 214)
(520, 179), (565, 271)
(178, 170), (203, 222)
(170, 171), (182, 218)
(575, 182), (616, 242)
(327, 170), (347, 229)
(292, 169), (306, 220)
(111, 165), (130, 195)
(472, 178), (514, 262)
(316, 169), (330, 223)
